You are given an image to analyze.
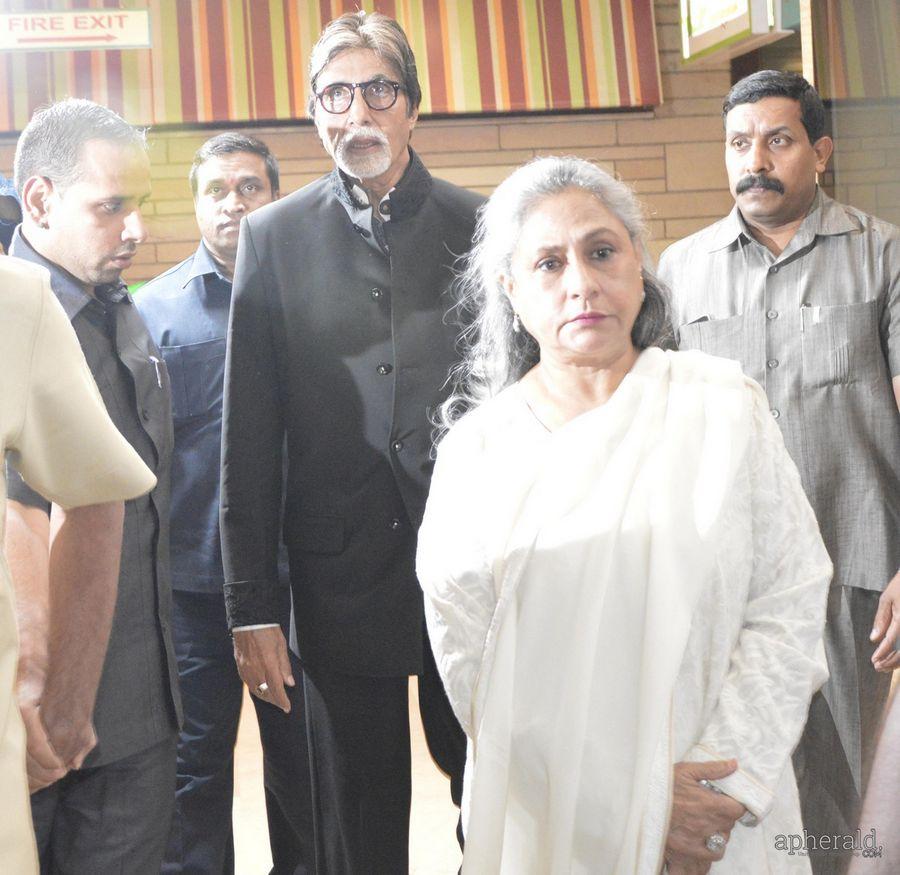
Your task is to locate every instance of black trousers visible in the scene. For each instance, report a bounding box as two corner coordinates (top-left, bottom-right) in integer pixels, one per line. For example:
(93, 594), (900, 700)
(31, 734), (177, 875)
(162, 590), (313, 875)
(303, 627), (465, 875)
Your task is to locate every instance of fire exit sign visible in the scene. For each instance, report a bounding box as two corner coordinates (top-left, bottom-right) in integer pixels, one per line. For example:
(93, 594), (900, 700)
(0, 10), (151, 52)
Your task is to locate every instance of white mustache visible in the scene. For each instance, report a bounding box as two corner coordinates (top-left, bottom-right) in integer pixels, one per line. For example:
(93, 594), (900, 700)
(340, 126), (389, 150)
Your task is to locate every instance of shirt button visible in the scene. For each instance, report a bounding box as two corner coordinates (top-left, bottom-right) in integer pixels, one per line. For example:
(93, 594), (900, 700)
(771, 408), (780, 419)
(391, 440), (404, 453)
(376, 363), (393, 376)
(141, 407), (151, 422)
(766, 309), (779, 320)
(767, 359), (779, 369)
(389, 518), (403, 531)
(769, 265), (779, 274)
(370, 288), (383, 300)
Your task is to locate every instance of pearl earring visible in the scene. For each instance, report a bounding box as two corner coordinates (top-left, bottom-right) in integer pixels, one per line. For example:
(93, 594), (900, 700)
(513, 312), (521, 333)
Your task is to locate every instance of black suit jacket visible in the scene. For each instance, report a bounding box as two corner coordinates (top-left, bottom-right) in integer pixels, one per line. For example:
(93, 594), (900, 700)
(221, 153), (484, 676)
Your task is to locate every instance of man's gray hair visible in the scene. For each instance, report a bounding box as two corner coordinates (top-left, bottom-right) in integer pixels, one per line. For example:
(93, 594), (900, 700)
(437, 156), (673, 434)
(14, 98), (147, 196)
(307, 11), (421, 118)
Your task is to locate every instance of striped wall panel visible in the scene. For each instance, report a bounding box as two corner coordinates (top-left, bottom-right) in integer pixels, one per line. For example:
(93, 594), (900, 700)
(0, 0), (662, 130)
(812, 0), (900, 100)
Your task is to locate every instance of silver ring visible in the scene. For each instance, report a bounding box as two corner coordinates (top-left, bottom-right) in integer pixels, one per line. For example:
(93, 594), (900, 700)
(256, 681), (269, 695)
(705, 833), (727, 853)
(699, 779), (724, 794)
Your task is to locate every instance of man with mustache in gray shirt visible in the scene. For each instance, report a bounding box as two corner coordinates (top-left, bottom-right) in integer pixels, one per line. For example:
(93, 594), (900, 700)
(658, 70), (900, 875)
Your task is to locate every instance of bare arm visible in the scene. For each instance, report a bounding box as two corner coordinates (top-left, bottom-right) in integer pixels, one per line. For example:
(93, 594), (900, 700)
(39, 500), (124, 768)
(6, 500), (66, 790)
(869, 375), (900, 670)
(7, 501), (50, 694)
(871, 571), (900, 672)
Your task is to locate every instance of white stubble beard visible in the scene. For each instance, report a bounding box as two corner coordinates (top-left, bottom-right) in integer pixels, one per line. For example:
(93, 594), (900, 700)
(335, 126), (392, 181)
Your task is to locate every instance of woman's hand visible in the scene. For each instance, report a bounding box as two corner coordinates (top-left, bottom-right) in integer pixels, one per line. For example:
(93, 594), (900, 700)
(664, 759), (746, 874)
(870, 569), (900, 672)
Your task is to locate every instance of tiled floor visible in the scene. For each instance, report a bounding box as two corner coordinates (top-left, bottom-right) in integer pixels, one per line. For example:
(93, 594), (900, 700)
(233, 679), (461, 874)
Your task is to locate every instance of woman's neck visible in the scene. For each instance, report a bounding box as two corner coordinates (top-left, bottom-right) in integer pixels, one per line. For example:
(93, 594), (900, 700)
(520, 347), (639, 430)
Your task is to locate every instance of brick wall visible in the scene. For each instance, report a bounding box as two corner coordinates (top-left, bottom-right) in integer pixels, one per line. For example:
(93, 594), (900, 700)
(824, 101), (900, 228)
(0, 0), (894, 283)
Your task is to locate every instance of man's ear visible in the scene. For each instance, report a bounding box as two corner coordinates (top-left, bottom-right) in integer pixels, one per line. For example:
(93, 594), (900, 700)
(21, 176), (54, 228)
(812, 136), (834, 174)
(406, 102), (419, 136)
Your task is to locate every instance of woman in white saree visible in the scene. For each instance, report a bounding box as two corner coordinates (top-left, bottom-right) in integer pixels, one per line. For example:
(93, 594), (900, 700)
(417, 157), (832, 874)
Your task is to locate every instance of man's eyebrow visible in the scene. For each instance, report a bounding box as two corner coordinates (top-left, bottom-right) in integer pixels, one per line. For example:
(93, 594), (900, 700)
(760, 124), (794, 137)
(203, 174), (264, 189)
(726, 124), (795, 137)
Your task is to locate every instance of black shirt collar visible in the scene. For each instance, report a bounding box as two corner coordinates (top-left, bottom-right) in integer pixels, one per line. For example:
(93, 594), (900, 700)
(330, 147), (433, 223)
(10, 225), (130, 321)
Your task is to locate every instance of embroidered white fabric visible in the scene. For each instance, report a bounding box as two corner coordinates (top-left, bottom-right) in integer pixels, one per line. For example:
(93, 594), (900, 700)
(418, 350), (830, 874)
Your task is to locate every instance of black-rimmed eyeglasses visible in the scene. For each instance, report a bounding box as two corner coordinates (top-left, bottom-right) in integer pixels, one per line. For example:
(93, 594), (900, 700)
(315, 79), (403, 114)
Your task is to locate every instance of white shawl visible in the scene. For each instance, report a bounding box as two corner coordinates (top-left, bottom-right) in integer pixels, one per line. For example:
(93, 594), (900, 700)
(420, 349), (756, 873)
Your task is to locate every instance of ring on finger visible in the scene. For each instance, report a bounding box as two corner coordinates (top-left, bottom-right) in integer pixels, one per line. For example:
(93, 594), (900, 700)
(705, 832), (727, 853)
(255, 681), (269, 695)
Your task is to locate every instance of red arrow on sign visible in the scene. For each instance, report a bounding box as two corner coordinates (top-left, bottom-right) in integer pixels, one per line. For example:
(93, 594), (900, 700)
(16, 33), (117, 44)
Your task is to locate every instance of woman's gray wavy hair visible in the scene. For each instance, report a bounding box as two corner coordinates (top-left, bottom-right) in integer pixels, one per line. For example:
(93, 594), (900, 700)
(437, 156), (673, 434)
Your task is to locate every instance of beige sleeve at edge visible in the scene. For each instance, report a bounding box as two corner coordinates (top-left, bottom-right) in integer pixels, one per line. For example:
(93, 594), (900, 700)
(9, 277), (156, 508)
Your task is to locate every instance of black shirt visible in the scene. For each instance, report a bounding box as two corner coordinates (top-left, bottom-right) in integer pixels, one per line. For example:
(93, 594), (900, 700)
(6, 228), (181, 766)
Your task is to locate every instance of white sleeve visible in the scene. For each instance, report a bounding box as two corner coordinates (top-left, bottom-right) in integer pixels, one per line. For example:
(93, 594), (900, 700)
(417, 420), (498, 738)
(685, 381), (832, 820)
(9, 273), (155, 508)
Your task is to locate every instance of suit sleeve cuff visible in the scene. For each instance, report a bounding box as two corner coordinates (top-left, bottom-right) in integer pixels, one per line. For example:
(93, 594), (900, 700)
(224, 580), (284, 629)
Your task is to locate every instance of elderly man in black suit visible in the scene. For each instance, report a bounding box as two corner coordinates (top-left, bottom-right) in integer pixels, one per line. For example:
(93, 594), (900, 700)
(220, 11), (484, 874)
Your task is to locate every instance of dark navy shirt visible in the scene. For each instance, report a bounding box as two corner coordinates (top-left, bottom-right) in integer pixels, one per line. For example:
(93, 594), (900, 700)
(136, 244), (232, 594)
